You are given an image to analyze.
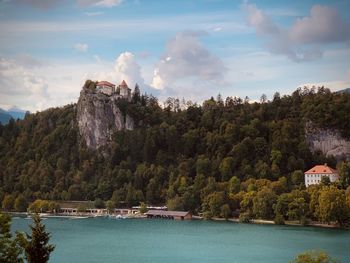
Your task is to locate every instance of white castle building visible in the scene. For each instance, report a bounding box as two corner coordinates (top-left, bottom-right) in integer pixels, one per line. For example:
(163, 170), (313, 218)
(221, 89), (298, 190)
(304, 164), (339, 187)
(96, 80), (131, 101)
(96, 81), (115, 96)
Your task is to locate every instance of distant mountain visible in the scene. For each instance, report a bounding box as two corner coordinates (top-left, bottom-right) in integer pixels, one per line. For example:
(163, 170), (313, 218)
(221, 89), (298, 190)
(0, 109), (12, 124)
(336, 88), (350, 94)
(7, 106), (27, 120)
(0, 106), (27, 124)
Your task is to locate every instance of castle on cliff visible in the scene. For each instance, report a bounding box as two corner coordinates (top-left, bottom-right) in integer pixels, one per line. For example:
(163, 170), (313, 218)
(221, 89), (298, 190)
(96, 80), (131, 101)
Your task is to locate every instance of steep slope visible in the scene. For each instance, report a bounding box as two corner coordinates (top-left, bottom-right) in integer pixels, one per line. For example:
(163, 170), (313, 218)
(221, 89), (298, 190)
(306, 122), (350, 160)
(76, 83), (134, 149)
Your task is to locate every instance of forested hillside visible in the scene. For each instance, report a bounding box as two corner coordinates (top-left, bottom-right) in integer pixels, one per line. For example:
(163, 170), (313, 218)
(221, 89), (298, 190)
(1, 85), (350, 223)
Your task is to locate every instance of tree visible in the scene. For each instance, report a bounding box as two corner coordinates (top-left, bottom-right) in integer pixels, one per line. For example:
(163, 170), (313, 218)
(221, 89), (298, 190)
(14, 195), (28, 212)
(139, 202), (148, 214)
(94, 198), (105, 209)
(228, 176), (240, 195)
(274, 193), (292, 219)
(320, 176), (331, 186)
(202, 191), (226, 218)
(316, 186), (349, 225)
(289, 250), (338, 263)
(0, 213), (23, 263)
(2, 195), (15, 211)
(106, 200), (115, 214)
(287, 197), (309, 224)
(17, 213), (55, 263)
(220, 204), (231, 220)
(291, 170), (304, 186)
(253, 187), (277, 219)
(339, 161), (350, 187)
(219, 157), (234, 181)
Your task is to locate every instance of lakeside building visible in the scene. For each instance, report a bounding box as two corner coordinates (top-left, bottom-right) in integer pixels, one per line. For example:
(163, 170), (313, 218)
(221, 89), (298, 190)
(59, 207), (138, 216)
(146, 210), (192, 220)
(304, 164), (339, 187)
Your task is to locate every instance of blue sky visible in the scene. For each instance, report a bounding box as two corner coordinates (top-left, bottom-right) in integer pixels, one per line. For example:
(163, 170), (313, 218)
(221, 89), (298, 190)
(0, 0), (349, 111)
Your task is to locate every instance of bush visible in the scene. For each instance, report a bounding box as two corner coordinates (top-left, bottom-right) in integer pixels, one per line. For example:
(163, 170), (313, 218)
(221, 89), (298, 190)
(274, 213), (285, 225)
(239, 212), (251, 223)
(289, 250), (338, 263)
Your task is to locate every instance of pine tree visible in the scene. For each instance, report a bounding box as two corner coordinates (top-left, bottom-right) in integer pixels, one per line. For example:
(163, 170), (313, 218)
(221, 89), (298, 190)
(17, 213), (55, 263)
(0, 213), (23, 263)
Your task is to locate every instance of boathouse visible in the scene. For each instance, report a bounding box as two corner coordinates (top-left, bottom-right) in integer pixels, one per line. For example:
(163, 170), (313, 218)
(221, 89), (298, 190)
(146, 210), (192, 220)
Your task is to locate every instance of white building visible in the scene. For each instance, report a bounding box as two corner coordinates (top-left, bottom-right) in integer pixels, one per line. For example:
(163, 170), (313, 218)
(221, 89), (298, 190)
(96, 81), (115, 96)
(304, 164), (339, 187)
(118, 80), (131, 100)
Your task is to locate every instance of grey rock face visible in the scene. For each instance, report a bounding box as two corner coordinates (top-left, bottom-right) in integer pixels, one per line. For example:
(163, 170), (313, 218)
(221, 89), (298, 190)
(77, 87), (134, 149)
(305, 122), (350, 160)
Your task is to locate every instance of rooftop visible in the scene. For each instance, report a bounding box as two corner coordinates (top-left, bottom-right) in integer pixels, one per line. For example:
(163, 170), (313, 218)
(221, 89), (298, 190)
(120, 80), (128, 87)
(305, 164), (337, 174)
(97, 81), (115, 88)
(146, 210), (190, 217)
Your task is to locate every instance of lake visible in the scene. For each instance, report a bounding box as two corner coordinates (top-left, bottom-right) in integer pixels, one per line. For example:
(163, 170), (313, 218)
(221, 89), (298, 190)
(11, 217), (350, 263)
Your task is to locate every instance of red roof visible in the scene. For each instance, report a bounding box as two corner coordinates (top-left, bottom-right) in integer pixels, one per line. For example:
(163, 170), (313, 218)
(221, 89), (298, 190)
(120, 80), (128, 87)
(97, 81), (115, 88)
(305, 164), (337, 174)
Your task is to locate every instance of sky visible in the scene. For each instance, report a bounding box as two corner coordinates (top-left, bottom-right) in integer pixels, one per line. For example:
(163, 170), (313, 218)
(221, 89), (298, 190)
(0, 0), (350, 112)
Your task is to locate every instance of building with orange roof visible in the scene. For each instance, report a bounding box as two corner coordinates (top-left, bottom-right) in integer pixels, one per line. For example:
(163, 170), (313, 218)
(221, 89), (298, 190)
(304, 163), (339, 187)
(95, 80), (132, 101)
(117, 80), (131, 100)
(96, 81), (115, 96)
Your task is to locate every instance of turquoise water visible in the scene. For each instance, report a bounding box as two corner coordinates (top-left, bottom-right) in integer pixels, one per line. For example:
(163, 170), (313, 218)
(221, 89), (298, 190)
(11, 217), (350, 263)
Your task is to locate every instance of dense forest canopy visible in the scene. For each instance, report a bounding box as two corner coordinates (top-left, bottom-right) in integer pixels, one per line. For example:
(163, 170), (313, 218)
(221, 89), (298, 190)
(1, 84), (350, 222)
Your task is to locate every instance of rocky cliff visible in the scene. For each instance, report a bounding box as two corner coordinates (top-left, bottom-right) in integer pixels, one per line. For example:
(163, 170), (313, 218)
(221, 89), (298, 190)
(305, 122), (350, 160)
(77, 86), (134, 149)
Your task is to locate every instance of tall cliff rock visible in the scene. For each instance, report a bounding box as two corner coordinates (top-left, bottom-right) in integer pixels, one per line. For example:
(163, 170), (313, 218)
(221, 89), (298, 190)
(305, 122), (350, 161)
(76, 86), (134, 149)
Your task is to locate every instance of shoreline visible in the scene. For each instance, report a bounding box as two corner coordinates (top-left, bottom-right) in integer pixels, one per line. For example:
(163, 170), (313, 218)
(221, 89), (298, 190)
(7, 212), (349, 230)
(212, 217), (349, 230)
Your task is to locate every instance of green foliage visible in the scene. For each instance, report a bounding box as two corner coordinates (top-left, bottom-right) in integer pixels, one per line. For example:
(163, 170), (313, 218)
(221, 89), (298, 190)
(17, 213), (55, 263)
(253, 187), (277, 219)
(339, 161), (350, 187)
(106, 200), (115, 213)
(94, 198), (105, 209)
(316, 186), (349, 225)
(139, 202), (148, 214)
(2, 195), (15, 211)
(274, 213), (285, 225)
(14, 195), (28, 212)
(0, 213), (23, 263)
(0, 86), (350, 222)
(289, 250), (338, 263)
(29, 200), (60, 213)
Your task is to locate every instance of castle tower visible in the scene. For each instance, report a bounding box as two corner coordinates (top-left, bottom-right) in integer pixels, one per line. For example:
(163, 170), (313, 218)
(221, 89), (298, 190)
(118, 80), (131, 100)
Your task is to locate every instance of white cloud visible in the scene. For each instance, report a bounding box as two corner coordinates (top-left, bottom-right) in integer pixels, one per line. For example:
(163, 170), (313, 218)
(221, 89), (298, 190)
(16, 53), (44, 68)
(151, 31), (226, 90)
(114, 51), (145, 89)
(244, 3), (279, 36)
(0, 57), (49, 111)
(77, 0), (123, 8)
(289, 5), (350, 44)
(212, 26), (222, 32)
(243, 3), (350, 62)
(74, 43), (88, 52)
(298, 81), (350, 92)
